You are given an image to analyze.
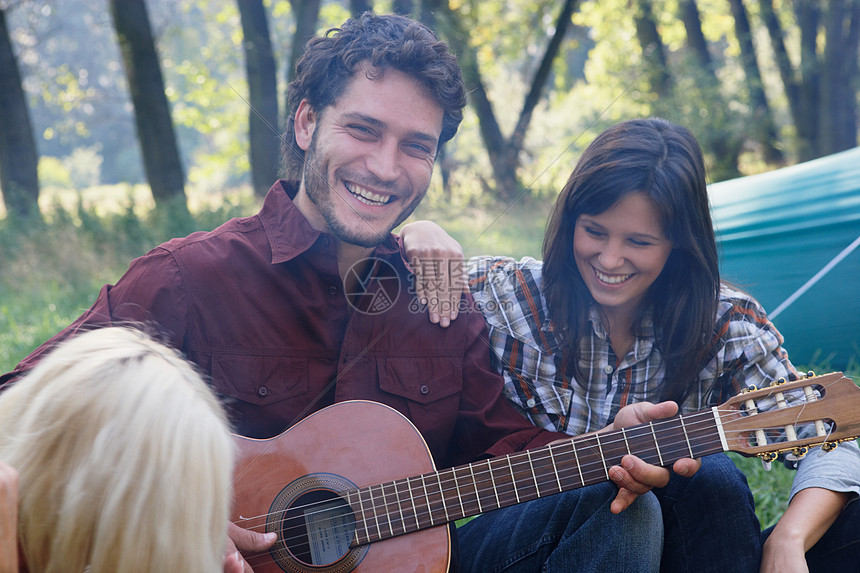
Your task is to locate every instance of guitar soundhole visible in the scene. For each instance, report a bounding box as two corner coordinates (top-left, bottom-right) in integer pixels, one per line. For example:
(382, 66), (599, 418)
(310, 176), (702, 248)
(268, 473), (367, 573)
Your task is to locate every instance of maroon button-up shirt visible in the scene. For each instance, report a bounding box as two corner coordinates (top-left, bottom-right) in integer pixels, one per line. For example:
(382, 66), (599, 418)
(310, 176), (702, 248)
(2, 181), (563, 469)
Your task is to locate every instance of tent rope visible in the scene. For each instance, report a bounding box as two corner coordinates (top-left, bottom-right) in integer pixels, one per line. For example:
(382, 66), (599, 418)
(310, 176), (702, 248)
(769, 232), (860, 319)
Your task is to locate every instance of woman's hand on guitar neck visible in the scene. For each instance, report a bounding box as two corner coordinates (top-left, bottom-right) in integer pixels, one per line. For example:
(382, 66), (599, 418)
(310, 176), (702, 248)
(224, 522), (276, 573)
(0, 462), (19, 573)
(400, 221), (467, 328)
(605, 401), (702, 514)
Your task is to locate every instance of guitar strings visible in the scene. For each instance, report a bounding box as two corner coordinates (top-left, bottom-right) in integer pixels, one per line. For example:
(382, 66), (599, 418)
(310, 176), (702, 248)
(233, 399), (834, 555)
(236, 398), (831, 535)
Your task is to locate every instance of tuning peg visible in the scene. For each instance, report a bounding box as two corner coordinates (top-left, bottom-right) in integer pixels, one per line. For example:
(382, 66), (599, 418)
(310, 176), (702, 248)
(758, 451), (777, 470)
(786, 446), (809, 461)
(822, 442), (839, 452)
(807, 370), (815, 378)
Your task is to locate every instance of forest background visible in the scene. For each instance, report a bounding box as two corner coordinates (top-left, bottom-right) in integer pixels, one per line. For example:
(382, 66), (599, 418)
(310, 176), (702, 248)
(1, 0), (860, 529)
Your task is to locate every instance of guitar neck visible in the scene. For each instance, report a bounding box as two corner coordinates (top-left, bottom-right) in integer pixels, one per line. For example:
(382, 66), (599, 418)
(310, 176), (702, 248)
(348, 409), (721, 545)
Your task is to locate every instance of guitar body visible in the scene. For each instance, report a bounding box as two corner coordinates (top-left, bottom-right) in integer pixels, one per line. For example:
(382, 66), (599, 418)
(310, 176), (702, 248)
(232, 400), (450, 573)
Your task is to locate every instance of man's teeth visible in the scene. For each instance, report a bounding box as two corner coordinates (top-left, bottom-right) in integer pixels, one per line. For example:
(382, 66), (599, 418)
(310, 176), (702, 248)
(595, 269), (632, 284)
(347, 183), (391, 206)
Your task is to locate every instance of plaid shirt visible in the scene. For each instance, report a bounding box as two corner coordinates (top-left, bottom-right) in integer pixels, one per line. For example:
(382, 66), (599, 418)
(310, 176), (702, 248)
(467, 256), (797, 435)
(467, 255), (860, 501)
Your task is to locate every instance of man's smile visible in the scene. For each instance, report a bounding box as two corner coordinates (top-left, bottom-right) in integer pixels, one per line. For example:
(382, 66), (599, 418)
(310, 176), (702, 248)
(344, 181), (394, 206)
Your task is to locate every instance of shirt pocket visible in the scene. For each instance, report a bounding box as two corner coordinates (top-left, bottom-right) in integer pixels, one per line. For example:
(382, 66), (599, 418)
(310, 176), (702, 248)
(377, 356), (463, 460)
(210, 354), (309, 406)
(378, 356), (463, 404)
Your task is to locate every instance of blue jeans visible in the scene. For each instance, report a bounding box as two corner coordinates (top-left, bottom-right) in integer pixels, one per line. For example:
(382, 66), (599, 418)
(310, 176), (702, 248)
(762, 496), (860, 572)
(455, 481), (663, 573)
(653, 453), (761, 573)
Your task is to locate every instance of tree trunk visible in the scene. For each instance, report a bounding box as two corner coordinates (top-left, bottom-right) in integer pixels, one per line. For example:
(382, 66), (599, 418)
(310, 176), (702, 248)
(237, 0), (280, 196)
(634, 0), (672, 102)
(428, 0), (578, 202)
(286, 0), (321, 110)
(679, 0), (712, 71)
(758, 0), (802, 141)
(795, 0), (821, 160)
(350, 0), (373, 17)
(727, 0), (784, 164)
(0, 7), (40, 220)
(392, 0), (415, 16)
(428, 0), (519, 200)
(109, 0), (187, 213)
(509, 0), (577, 155)
(677, 0), (742, 179)
(819, 0), (859, 155)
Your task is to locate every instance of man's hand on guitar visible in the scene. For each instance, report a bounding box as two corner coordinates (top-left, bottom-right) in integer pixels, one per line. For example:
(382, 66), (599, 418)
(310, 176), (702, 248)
(400, 221), (466, 328)
(224, 522), (276, 573)
(605, 401), (702, 514)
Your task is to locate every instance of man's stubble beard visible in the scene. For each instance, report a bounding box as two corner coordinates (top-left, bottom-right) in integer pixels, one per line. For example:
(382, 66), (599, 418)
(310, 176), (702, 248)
(301, 132), (426, 248)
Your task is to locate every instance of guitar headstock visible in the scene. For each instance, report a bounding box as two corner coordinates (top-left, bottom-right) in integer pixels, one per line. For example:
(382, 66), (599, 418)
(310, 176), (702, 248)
(716, 372), (860, 461)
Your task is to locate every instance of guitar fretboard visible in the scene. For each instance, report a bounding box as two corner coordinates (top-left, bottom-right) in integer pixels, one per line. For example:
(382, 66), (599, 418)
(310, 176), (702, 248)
(347, 409), (721, 546)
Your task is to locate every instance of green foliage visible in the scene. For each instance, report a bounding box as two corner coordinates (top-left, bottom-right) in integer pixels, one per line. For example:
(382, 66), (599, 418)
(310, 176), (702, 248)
(0, 189), (258, 373)
(38, 156), (73, 190)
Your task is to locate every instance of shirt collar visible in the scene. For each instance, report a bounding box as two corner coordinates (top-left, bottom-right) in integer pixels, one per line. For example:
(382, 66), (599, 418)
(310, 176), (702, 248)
(259, 180), (401, 265)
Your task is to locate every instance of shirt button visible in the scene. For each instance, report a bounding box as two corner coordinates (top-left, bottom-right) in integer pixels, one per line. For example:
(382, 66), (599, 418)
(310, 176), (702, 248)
(603, 364), (614, 374)
(419, 385), (430, 396)
(526, 398), (536, 408)
(328, 285), (338, 296)
(320, 236), (330, 247)
(257, 386), (269, 397)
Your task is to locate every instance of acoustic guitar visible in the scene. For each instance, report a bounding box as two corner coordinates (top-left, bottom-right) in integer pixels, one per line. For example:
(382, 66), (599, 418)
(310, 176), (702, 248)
(231, 372), (860, 573)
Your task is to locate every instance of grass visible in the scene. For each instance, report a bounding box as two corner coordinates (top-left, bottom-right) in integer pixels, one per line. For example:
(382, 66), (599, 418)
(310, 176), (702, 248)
(1, 189), (856, 530)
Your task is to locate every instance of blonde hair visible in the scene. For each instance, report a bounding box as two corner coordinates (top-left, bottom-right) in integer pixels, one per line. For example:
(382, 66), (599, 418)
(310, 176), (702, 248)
(0, 327), (234, 573)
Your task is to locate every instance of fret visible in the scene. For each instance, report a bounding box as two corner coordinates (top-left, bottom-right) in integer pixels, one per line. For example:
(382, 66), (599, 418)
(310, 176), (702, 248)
(472, 460), (501, 512)
(570, 438), (585, 487)
(531, 445), (561, 497)
(394, 477), (417, 535)
(407, 477), (421, 532)
(526, 450), (540, 497)
(621, 427), (631, 455)
(595, 433), (609, 480)
(509, 451), (539, 502)
(552, 437), (587, 489)
(346, 489), (367, 546)
(493, 456), (521, 510)
(487, 458), (501, 510)
(451, 465), (479, 518)
(423, 471), (447, 526)
(353, 485), (378, 544)
(368, 484), (383, 540)
(436, 472), (450, 523)
(547, 442), (563, 493)
(450, 466), (467, 518)
(358, 484), (370, 543)
(380, 481), (399, 537)
(469, 463), (483, 514)
(650, 422), (664, 465)
(622, 425), (659, 466)
(679, 416), (694, 458)
(508, 457), (520, 504)
(652, 418), (694, 463)
(419, 473), (438, 527)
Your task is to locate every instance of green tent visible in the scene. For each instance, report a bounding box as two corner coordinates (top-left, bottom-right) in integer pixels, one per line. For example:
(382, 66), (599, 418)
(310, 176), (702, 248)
(710, 147), (860, 370)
